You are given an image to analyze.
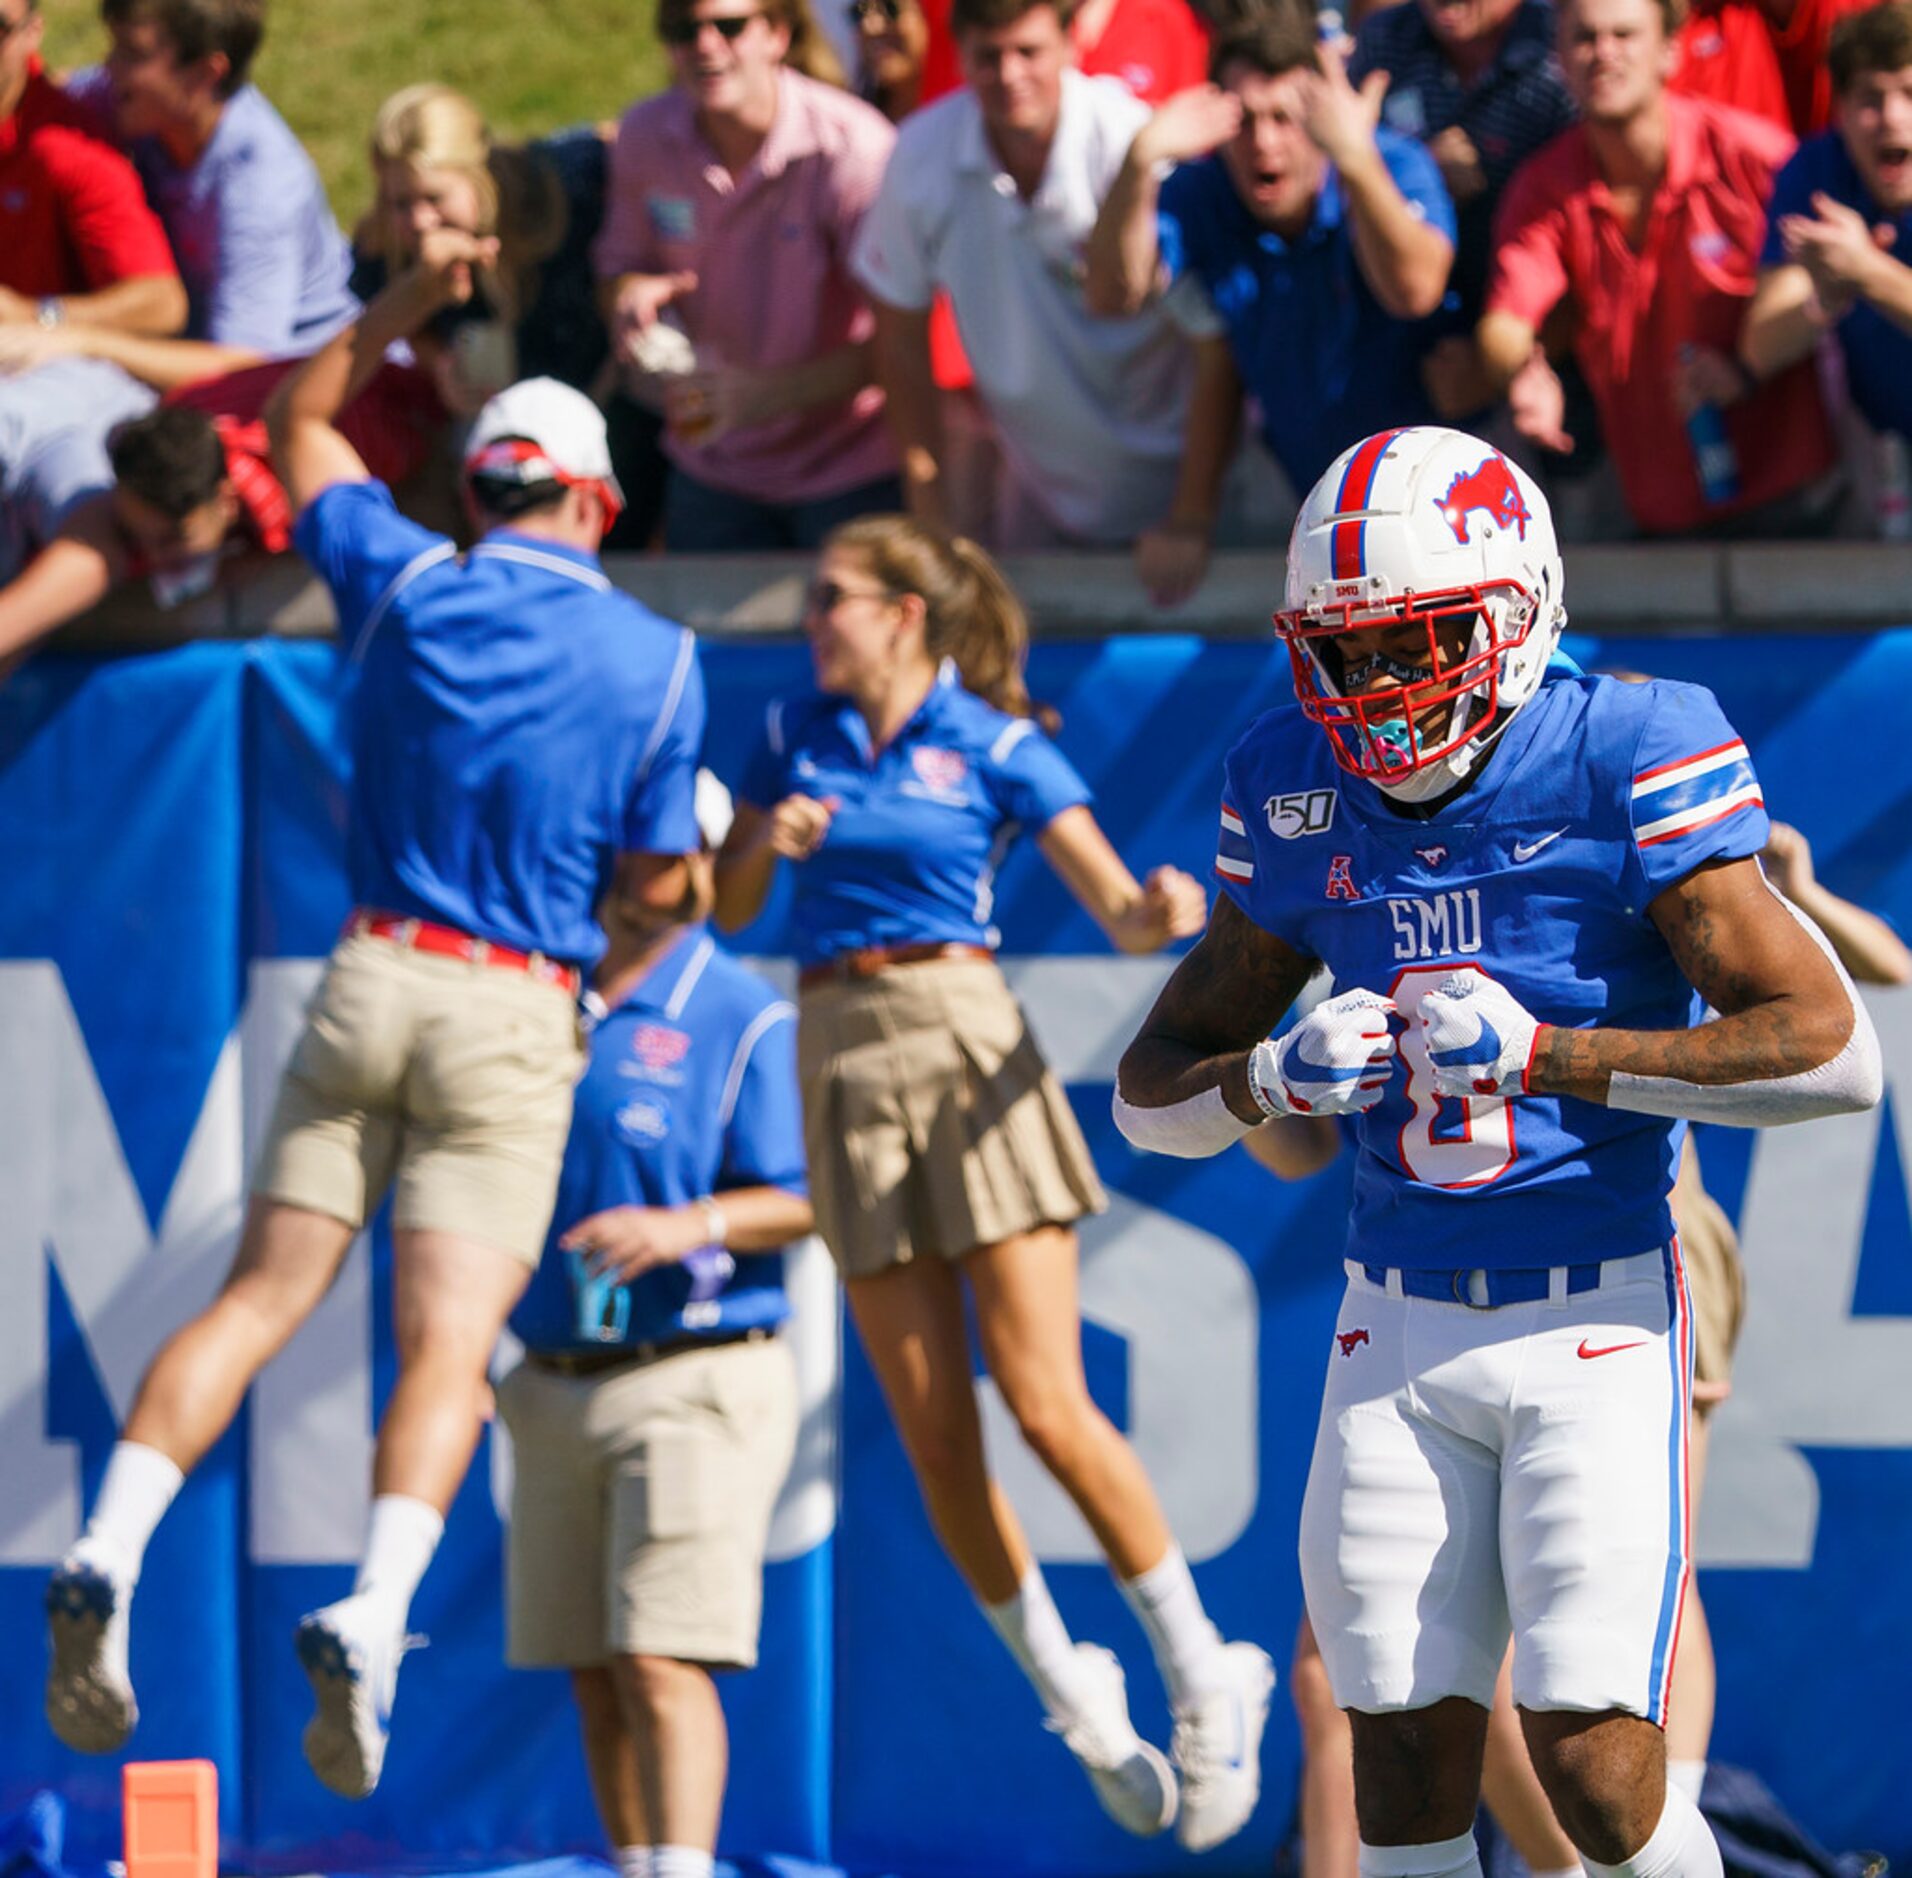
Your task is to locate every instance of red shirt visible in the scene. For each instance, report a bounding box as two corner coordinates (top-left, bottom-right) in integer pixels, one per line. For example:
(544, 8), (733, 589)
(1669, 0), (1791, 133)
(1487, 95), (1835, 535)
(163, 357), (445, 554)
(0, 63), (177, 299)
(922, 0), (1209, 110)
(1769, 0), (1870, 133)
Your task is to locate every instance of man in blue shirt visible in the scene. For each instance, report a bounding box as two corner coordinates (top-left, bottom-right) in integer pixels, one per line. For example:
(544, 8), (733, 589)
(1113, 426), (1879, 1878)
(1742, 0), (1912, 454)
(44, 234), (705, 1804)
(69, 0), (357, 370)
(1086, 9), (1456, 544)
(502, 775), (810, 1878)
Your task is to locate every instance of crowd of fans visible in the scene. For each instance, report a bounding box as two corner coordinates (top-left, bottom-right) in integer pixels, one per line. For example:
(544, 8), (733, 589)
(0, 0), (1909, 656)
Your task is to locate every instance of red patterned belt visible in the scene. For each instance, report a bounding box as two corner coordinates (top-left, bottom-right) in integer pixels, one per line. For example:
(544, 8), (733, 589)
(798, 941), (994, 990)
(344, 908), (582, 996)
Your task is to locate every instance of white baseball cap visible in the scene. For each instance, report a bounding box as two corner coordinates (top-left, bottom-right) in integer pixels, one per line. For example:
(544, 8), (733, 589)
(463, 376), (624, 510)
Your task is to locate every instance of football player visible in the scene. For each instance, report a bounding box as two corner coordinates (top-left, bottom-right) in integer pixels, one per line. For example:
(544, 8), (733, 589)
(1112, 425), (1882, 1878)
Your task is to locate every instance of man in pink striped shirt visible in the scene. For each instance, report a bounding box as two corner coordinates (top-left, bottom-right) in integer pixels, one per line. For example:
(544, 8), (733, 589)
(595, 0), (901, 550)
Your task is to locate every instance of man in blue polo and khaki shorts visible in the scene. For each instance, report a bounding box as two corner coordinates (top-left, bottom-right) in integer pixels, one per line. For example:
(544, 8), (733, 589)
(43, 233), (706, 1802)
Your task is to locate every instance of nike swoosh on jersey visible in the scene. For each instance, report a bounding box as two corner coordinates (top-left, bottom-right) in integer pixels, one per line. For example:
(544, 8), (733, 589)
(1513, 828), (1568, 862)
(1576, 1338), (1649, 1359)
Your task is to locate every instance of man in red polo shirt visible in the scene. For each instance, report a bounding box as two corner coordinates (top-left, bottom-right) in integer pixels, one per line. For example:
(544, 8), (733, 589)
(1477, 0), (1837, 535)
(0, 0), (183, 334)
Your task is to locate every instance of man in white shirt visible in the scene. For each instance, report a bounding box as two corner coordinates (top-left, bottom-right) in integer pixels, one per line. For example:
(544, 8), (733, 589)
(852, 0), (1221, 556)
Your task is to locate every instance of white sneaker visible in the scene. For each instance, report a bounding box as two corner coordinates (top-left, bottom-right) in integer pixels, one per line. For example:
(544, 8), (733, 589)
(1172, 1640), (1276, 1852)
(295, 1595), (412, 1800)
(1047, 1642), (1178, 1837)
(44, 1544), (138, 1753)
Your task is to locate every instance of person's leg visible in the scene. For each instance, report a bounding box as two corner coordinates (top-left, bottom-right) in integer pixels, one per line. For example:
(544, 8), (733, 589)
(1664, 1413), (1716, 1802)
(966, 1224), (1271, 1849)
(845, 1259), (1030, 1604)
(45, 1196), (360, 1753)
(1292, 1616), (1360, 1878)
(572, 1664), (651, 1867)
(964, 1226), (1175, 1584)
(1480, 1646), (1581, 1878)
(1504, 1253), (1719, 1878)
(118, 1198), (360, 1477)
(1522, 1710), (1719, 1878)
(298, 1226), (532, 1798)
(846, 1257), (1172, 1837)
(614, 1653), (728, 1876)
(1350, 1704), (1494, 1878)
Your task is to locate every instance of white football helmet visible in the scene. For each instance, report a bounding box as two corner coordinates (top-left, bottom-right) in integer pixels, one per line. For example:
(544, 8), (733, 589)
(1275, 426), (1566, 801)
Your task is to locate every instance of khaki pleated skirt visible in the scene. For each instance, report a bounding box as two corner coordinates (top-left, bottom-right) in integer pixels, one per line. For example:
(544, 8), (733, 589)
(798, 955), (1106, 1278)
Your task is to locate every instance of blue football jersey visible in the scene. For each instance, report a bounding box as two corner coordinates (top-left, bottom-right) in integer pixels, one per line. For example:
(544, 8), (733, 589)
(1215, 672), (1769, 1270)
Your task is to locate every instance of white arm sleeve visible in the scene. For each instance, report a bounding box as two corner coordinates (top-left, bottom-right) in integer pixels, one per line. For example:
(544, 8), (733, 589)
(1608, 889), (1885, 1128)
(1111, 1081), (1255, 1159)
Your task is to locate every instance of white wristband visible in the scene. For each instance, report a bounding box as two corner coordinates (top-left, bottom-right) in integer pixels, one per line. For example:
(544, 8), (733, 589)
(696, 1196), (730, 1247)
(1111, 1080), (1255, 1159)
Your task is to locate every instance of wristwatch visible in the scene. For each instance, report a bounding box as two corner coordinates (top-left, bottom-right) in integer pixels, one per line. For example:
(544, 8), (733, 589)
(34, 298), (62, 329)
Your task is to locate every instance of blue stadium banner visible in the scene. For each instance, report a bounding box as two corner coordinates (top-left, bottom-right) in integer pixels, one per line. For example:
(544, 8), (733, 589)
(3, 633), (1909, 1872)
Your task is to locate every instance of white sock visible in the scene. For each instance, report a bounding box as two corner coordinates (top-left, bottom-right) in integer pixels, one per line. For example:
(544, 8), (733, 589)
(82, 1442), (185, 1578)
(1667, 1759), (1707, 1803)
(1119, 1543), (1229, 1707)
(982, 1566), (1092, 1720)
(1582, 1785), (1723, 1878)
(350, 1494), (444, 1627)
(1359, 1830), (1484, 1878)
(649, 1848), (714, 1878)
(615, 1850), (652, 1878)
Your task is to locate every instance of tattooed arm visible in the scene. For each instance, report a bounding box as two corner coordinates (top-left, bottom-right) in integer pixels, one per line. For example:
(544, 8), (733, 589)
(1527, 856), (1881, 1120)
(1117, 893), (1321, 1125)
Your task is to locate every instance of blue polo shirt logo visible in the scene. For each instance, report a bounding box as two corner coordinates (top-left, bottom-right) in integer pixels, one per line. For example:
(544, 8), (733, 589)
(625, 1022), (692, 1086)
(616, 1097), (670, 1143)
(911, 746), (969, 793)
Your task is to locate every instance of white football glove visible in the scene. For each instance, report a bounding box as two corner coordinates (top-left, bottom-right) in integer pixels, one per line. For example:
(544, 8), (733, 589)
(1248, 988), (1399, 1117)
(1418, 973), (1540, 1099)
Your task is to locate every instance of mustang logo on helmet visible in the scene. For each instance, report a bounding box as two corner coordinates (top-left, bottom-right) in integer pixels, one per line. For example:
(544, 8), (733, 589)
(1435, 456), (1532, 546)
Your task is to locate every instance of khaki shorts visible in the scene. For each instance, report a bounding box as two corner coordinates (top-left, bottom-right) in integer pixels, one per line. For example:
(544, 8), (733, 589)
(798, 956), (1106, 1279)
(498, 1334), (798, 1668)
(1677, 1178), (1746, 1403)
(253, 932), (585, 1265)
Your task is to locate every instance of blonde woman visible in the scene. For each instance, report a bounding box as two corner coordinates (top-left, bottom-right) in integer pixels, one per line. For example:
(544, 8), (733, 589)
(352, 85), (669, 541)
(713, 516), (1275, 1853)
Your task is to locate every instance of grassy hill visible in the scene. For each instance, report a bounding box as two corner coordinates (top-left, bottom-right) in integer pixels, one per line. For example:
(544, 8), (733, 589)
(42, 0), (671, 227)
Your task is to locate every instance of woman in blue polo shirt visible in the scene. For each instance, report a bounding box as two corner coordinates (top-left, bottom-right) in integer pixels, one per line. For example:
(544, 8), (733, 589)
(713, 517), (1274, 1854)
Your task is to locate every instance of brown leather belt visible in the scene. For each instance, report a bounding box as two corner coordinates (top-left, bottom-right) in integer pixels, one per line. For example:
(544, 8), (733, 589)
(798, 941), (994, 990)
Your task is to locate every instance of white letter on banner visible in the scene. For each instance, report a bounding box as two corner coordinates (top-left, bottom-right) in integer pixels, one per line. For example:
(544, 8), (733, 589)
(0, 963), (241, 1565)
(977, 1190), (1259, 1565)
(243, 960), (374, 1565)
(1700, 987), (1912, 1569)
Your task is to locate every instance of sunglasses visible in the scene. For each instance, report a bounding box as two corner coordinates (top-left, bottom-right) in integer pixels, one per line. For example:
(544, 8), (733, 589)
(806, 578), (899, 613)
(851, 0), (907, 24)
(661, 10), (763, 44)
